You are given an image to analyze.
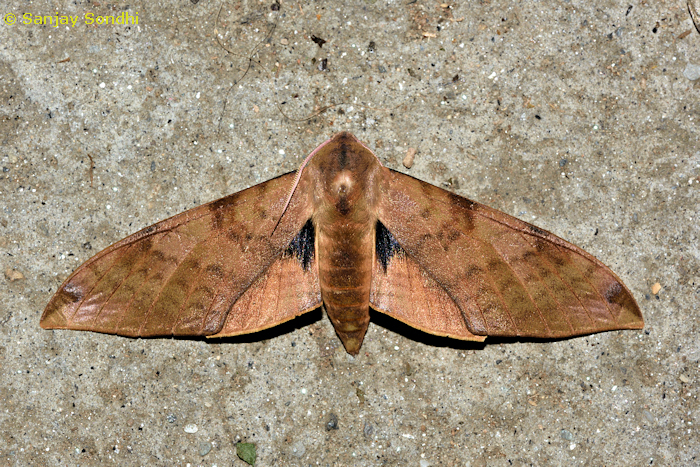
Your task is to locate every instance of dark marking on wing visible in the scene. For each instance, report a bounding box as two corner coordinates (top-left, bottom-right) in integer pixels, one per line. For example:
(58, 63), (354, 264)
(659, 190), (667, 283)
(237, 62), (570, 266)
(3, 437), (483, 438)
(520, 250), (537, 262)
(256, 183), (268, 195)
(604, 282), (623, 305)
(375, 221), (404, 273)
(486, 259), (502, 271)
(209, 191), (241, 212)
(447, 229), (460, 242)
(446, 193), (476, 232)
(533, 238), (547, 252)
(528, 224), (547, 236)
(134, 237), (153, 253)
(464, 265), (482, 279)
(414, 233), (433, 250)
(62, 284), (83, 304)
(285, 219), (315, 270)
(226, 229), (241, 242)
(211, 209), (224, 230)
(150, 249), (178, 265)
(205, 264), (225, 279)
(448, 192), (476, 211)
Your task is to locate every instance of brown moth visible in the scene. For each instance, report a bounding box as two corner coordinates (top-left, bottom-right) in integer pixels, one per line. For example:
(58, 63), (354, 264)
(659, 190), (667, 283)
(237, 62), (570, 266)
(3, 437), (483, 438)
(41, 132), (643, 355)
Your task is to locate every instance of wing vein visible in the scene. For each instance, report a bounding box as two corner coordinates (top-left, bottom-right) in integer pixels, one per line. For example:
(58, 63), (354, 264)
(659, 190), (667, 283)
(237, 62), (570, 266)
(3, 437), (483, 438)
(170, 251), (212, 334)
(518, 233), (596, 329)
(113, 236), (175, 334)
(405, 217), (489, 333)
(489, 239), (553, 336)
(67, 243), (133, 324)
(553, 244), (620, 326)
(137, 228), (217, 336)
(516, 233), (575, 334)
(90, 235), (167, 330)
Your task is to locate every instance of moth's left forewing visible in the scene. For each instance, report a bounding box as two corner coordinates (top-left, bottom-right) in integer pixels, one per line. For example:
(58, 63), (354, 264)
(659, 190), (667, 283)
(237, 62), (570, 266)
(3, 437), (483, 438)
(41, 170), (322, 338)
(374, 169), (643, 339)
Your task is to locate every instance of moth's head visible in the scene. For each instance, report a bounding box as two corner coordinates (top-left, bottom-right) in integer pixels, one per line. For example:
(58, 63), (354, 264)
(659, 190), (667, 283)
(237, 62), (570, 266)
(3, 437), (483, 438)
(308, 132), (384, 214)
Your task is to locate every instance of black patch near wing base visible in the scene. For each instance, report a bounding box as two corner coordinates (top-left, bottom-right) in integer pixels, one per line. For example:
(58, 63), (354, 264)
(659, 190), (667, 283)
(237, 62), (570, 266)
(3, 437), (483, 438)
(285, 219), (315, 270)
(376, 221), (404, 273)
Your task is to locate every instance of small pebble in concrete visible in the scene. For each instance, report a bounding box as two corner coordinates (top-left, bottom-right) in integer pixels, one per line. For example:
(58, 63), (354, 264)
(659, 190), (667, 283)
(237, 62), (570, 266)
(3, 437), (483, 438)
(291, 441), (306, 457)
(683, 63), (700, 81)
(363, 421), (373, 437)
(199, 442), (212, 456)
(560, 429), (573, 440)
(184, 424), (198, 433)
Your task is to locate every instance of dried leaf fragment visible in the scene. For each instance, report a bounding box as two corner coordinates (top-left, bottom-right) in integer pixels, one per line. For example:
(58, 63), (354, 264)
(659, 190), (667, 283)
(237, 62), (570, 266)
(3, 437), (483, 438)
(236, 442), (256, 466)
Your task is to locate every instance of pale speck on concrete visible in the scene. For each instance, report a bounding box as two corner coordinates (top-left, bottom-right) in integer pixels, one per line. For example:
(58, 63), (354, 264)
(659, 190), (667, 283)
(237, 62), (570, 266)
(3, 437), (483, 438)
(683, 63), (700, 81)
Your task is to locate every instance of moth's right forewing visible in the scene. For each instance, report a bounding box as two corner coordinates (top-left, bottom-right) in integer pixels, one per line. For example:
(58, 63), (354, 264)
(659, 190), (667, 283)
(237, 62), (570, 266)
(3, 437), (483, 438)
(375, 169), (643, 339)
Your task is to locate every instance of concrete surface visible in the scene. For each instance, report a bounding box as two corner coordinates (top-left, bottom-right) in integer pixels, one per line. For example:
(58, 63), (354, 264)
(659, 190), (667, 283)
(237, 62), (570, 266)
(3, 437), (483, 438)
(1, 0), (698, 465)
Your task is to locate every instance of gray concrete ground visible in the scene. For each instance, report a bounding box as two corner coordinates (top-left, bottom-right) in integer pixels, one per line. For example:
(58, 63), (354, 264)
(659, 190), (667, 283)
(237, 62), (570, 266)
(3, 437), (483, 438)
(1, 0), (698, 465)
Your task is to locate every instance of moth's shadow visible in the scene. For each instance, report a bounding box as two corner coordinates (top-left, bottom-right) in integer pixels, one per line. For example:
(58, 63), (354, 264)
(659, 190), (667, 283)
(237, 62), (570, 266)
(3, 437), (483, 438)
(211, 307), (324, 345)
(369, 310), (580, 349)
(195, 306), (567, 350)
(369, 309), (488, 351)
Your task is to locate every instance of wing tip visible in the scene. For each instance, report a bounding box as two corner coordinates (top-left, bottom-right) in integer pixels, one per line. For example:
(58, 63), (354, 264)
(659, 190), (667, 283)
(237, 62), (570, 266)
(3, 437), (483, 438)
(39, 306), (68, 330)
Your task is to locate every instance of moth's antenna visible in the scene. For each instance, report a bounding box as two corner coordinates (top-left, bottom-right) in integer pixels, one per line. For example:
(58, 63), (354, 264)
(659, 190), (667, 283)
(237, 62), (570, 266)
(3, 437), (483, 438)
(270, 146), (319, 237)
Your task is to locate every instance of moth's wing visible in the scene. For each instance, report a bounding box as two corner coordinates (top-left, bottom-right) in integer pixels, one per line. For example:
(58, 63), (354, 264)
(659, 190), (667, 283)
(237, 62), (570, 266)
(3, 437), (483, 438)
(373, 169), (643, 338)
(210, 221), (320, 338)
(369, 247), (486, 342)
(41, 172), (322, 337)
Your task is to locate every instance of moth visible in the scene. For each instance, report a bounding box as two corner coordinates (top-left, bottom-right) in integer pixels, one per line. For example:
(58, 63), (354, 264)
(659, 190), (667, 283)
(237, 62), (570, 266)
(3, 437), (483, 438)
(41, 132), (644, 355)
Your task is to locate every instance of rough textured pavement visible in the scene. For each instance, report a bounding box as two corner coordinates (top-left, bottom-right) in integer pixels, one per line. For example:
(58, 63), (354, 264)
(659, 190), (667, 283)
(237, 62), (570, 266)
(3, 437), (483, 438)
(1, 0), (698, 465)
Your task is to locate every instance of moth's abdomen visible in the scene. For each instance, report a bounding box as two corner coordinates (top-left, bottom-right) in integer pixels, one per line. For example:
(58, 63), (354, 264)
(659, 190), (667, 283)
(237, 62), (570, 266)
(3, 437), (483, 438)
(317, 227), (374, 356)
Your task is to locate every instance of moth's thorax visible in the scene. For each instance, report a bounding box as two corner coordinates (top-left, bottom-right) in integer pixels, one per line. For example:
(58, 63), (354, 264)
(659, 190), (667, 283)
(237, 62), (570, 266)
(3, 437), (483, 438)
(308, 132), (383, 223)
